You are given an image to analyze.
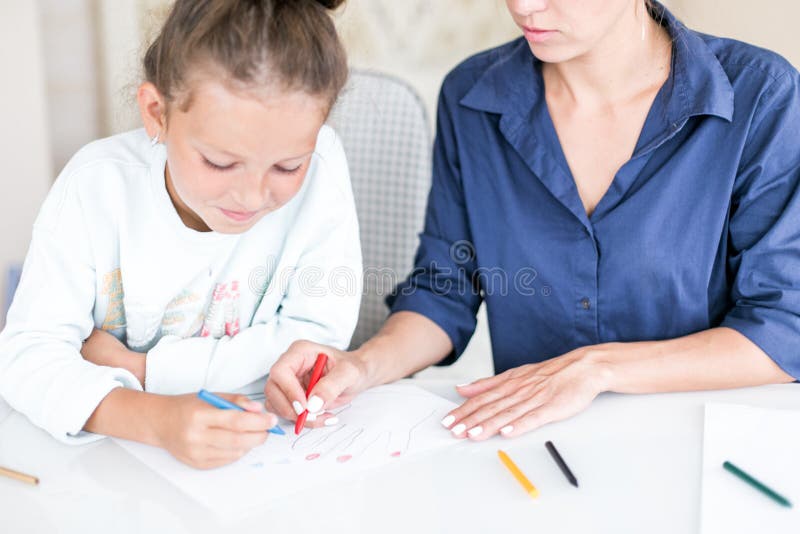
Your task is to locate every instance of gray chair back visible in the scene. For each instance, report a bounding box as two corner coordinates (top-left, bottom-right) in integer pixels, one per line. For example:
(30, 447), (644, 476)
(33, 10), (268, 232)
(328, 70), (432, 349)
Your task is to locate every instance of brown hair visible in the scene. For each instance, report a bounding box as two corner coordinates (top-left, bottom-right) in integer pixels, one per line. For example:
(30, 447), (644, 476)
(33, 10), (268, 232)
(143, 0), (348, 114)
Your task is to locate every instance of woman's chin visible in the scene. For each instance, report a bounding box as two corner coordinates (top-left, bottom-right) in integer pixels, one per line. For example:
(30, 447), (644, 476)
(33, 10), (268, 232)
(526, 42), (583, 65)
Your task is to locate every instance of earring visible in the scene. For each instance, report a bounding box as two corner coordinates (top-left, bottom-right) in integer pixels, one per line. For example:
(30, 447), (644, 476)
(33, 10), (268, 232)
(150, 131), (160, 146)
(640, 0), (647, 41)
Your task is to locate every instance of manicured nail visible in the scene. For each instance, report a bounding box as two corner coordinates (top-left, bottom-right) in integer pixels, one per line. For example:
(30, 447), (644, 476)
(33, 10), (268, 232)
(456, 383), (471, 388)
(441, 415), (455, 428)
(306, 412), (318, 422)
(467, 426), (483, 438)
(307, 395), (324, 413)
(292, 400), (304, 415)
(500, 425), (514, 436)
(451, 423), (466, 436)
(324, 417), (339, 426)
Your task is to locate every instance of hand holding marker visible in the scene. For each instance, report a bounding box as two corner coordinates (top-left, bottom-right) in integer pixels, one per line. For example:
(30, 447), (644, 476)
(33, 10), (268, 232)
(294, 353), (329, 435)
(197, 389), (285, 435)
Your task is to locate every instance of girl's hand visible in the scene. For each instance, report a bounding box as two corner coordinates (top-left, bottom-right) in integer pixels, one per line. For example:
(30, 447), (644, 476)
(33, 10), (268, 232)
(81, 328), (146, 387)
(152, 392), (277, 469)
(441, 346), (612, 440)
(265, 340), (370, 427)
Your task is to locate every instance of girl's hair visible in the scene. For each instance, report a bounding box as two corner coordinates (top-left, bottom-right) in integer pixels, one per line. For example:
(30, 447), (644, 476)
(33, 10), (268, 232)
(143, 0), (348, 113)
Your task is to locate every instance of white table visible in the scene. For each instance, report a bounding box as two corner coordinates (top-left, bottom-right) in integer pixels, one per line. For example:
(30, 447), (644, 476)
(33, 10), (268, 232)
(1, 380), (798, 534)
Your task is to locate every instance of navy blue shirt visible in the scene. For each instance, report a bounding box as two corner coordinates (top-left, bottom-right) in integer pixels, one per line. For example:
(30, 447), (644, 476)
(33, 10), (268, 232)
(388, 4), (800, 378)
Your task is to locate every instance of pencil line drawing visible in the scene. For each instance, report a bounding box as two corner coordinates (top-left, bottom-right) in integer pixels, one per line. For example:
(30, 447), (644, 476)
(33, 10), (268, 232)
(323, 428), (365, 458)
(405, 409), (437, 452)
(292, 423), (348, 450)
(355, 430), (391, 458)
(267, 388), (453, 466)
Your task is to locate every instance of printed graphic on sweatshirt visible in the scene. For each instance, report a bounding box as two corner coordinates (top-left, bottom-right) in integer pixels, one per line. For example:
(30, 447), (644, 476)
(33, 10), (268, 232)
(99, 268), (241, 351)
(160, 288), (205, 339)
(200, 281), (241, 338)
(101, 268), (126, 331)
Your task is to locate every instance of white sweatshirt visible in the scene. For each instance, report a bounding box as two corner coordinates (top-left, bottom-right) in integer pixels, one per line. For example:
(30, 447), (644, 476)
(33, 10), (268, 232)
(0, 127), (362, 444)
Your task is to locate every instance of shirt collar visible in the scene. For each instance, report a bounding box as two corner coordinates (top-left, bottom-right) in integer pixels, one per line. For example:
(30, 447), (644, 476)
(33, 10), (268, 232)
(460, 1), (734, 126)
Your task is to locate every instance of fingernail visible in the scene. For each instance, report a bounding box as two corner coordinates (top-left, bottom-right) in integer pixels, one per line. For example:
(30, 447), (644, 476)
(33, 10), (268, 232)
(292, 400), (304, 415)
(456, 383), (471, 388)
(324, 417), (339, 426)
(307, 395), (324, 413)
(306, 412), (318, 422)
(467, 426), (483, 438)
(441, 415), (455, 428)
(451, 423), (466, 436)
(247, 401), (264, 412)
(500, 425), (514, 436)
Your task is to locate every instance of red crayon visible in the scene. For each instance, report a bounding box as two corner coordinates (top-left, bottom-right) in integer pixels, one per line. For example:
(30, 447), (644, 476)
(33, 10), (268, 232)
(294, 353), (328, 435)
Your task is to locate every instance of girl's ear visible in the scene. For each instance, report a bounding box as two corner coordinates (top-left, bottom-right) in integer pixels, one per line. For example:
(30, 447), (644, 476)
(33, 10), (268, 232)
(137, 82), (168, 139)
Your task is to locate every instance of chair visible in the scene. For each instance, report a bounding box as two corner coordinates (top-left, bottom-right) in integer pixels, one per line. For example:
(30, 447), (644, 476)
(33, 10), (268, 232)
(328, 70), (433, 349)
(2, 264), (22, 329)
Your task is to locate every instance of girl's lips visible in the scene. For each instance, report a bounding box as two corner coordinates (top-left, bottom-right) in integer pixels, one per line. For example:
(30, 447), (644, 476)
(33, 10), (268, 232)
(219, 208), (258, 222)
(522, 26), (557, 43)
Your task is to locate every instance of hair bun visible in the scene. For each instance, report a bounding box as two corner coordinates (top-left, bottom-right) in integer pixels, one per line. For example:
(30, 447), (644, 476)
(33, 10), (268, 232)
(315, 0), (345, 9)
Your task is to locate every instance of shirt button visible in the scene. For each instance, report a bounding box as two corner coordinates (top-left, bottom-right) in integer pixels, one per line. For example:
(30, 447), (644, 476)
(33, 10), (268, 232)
(581, 298), (591, 310)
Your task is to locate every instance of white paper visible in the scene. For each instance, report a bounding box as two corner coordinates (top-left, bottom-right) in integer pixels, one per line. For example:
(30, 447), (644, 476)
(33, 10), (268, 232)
(114, 384), (459, 516)
(0, 395), (13, 426)
(701, 403), (800, 534)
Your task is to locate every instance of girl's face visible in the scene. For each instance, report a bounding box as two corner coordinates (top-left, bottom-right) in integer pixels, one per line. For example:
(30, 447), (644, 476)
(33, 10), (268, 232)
(505, 0), (638, 63)
(142, 78), (327, 234)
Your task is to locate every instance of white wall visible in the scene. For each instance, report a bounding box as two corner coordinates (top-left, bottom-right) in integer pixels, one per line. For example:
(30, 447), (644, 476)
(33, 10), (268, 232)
(671, 0), (799, 69)
(0, 2), (52, 325)
(40, 0), (102, 172)
(334, 1), (520, 124)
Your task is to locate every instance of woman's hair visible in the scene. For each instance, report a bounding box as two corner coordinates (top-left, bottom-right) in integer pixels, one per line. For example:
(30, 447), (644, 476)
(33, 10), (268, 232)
(143, 0), (348, 113)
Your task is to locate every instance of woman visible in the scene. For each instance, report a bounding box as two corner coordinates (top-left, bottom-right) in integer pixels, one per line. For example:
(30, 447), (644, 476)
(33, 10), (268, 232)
(265, 0), (800, 440)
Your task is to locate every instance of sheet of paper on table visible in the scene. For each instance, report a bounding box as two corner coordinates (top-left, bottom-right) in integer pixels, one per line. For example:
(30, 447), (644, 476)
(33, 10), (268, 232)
(114, 383), (460, 517)
(701, 403), (800, 534)
(0, 395), (13, 426)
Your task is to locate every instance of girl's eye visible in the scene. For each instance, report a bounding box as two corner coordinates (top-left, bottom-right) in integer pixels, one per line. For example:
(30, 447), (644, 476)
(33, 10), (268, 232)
(202, 157), (235, 171)
(275, 164), (303, 175)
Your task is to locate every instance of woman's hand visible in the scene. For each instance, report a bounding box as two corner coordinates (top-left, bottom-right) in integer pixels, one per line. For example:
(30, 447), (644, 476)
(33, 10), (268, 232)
(265, 340), (371, 427)
(151, 392), (277, 469)
(81, 328), (146, 387)
(441, 346), (613, 440)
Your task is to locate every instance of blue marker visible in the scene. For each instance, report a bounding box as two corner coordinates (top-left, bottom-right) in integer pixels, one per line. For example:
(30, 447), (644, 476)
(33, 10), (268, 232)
(197, 389), (285, 435)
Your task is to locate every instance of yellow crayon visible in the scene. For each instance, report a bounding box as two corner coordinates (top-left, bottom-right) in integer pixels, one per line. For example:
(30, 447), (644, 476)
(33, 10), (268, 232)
(498, 450), (539, 499)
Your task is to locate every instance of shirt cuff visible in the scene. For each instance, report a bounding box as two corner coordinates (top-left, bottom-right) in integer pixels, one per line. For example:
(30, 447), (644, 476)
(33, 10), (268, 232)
(58, 366), (143, 445)
(720, 309), (800, 381)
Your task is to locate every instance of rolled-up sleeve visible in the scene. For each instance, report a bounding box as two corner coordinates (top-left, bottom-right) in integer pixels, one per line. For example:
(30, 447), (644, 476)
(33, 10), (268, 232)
(720, 71), (800, 379)
(387, 80), (482, 363)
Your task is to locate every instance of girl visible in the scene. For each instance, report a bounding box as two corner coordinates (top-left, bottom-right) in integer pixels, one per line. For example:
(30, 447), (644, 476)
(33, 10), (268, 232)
(266, 0), (800, 438)
(0, 0), (360, 469)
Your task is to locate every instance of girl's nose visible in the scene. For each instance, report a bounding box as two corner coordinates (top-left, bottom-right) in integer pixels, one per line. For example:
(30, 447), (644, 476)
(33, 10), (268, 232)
(230, 173), (269, 211)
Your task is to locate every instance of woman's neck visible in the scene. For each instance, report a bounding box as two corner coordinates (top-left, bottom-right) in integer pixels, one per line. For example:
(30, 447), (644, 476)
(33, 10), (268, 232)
(543, 8), (672, 108)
